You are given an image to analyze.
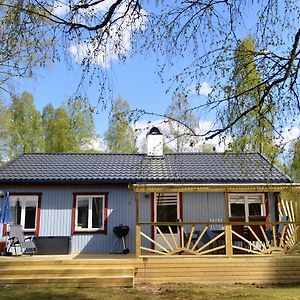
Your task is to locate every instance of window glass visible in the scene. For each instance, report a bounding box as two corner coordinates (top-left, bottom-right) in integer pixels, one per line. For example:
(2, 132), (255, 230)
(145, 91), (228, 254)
(9, 196), (38, 230)
(92, 197), (103, 228)
(76, 195), (105, 230)
(77, 198), (89, 228)
(249, 203), (262, 216)
(230, 203), (245, 218)
(156, 194), (178, 233)
(229, 194), (265, 222)
(24, 201), (36, 229)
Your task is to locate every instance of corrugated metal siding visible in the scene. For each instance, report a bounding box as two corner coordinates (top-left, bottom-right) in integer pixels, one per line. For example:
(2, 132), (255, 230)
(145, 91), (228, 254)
(0, 184), (281, 253)
(183, 192), (225, 222)
(0, 184), (136, 254)
(140, 193), (152, 249)
(72, 186), (136, 253)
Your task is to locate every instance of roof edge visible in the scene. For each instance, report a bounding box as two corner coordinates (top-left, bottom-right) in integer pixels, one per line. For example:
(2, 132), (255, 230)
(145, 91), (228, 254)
(259, 153), (292, 183)
(129, 182), (300, 193)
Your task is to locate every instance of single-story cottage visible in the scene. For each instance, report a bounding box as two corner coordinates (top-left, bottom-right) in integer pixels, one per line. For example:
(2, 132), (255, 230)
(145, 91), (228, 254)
(0, 127), (299, 257)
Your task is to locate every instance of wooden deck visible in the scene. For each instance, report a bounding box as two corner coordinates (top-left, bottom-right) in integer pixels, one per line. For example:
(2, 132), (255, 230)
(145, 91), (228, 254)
(1, 253), (300, 287)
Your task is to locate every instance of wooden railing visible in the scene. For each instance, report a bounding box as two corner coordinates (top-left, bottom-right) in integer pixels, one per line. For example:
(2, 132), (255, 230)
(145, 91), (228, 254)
(136, 221), (300, 257)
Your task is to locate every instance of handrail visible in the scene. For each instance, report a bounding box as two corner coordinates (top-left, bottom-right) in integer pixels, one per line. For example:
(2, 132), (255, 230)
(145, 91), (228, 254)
(139, 221), (300, 226)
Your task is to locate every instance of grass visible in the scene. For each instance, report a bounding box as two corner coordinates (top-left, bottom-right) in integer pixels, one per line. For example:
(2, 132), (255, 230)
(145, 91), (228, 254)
(0, 283), (300, 300)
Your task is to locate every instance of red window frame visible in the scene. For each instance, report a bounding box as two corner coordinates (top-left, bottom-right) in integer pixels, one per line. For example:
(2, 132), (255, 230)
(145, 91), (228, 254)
(72, 192), (108, 235)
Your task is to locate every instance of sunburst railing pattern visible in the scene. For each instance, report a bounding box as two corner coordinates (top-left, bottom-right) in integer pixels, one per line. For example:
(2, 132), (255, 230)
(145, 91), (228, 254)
(138, 220), (300, 256)
(230, 222), (300, 255)
(139, 221), (226, 256)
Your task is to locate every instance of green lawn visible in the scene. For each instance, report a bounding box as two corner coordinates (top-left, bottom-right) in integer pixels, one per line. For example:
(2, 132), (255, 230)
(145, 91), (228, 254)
(0, 284), (300, 300)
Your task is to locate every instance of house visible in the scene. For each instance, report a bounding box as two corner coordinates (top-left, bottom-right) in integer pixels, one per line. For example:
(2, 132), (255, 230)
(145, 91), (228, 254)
(0, 127), (299, 257)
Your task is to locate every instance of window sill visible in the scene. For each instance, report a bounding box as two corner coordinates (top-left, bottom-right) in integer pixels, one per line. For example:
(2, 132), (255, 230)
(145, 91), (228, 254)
(73, 229), (106, 235)
(7, 230), (36, 235)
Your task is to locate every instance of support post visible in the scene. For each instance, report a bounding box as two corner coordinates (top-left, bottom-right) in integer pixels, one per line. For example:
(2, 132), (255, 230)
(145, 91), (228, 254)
(135, 192), (141, 258)
(225, 224), (233, 257)
(225, 192), (232, 256)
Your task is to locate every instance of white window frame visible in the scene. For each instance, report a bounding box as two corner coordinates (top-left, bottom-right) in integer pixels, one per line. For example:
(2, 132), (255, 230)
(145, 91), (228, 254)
(75, 195), (105, 231)
(229, 193), (265, 222)
(10, 195), (38, 231)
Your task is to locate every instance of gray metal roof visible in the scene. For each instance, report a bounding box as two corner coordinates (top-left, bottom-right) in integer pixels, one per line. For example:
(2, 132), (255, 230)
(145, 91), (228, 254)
(0, 152), (291, 184)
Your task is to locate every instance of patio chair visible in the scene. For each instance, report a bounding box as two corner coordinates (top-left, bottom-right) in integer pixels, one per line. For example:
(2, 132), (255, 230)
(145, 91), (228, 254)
(7, 224), (37, 255)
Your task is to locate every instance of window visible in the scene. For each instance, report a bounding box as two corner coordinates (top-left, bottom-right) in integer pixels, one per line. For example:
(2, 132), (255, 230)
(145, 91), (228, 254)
(229, 194), (265, 221)
(74, 194), (107, 232)
(9, 195), (39, 232)
(155, 193), (179, 233)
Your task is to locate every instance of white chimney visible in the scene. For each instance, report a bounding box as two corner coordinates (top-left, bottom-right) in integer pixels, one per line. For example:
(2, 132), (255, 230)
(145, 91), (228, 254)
(147, 127), (164, 156)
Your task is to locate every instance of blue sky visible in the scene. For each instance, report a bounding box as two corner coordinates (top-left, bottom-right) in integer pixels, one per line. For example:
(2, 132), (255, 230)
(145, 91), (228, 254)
(15, 52), (172, 134)
(12, 1), (216, 138)
(16, 46), (210, 137)
(7, 0), (299, 152)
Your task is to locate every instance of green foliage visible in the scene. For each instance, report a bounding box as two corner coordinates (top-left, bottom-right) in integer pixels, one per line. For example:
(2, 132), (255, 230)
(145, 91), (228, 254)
(224, 37), (279, 161)
(0, 1), (52, 92)
(65, 97), (96, 151)
(42, 106), (75, 152)
(0, 92), (98, 161)
(0, 99), (10, 163)
(290, 139), (300, 181)
(9, 92), (44, 157)
(42, 97), (97, 153)
(105, 97), (138, 154)
(165, 93), (198, 152)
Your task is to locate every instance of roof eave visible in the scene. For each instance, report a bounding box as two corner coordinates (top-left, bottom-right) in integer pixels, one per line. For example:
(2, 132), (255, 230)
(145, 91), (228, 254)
(129, 182), (300, 193)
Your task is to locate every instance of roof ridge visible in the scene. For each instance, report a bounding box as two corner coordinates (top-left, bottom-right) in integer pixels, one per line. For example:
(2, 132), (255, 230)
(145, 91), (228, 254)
(22, 152), (146, 156)
(20, 152), (263, 156)
(164, 152), (261, 155)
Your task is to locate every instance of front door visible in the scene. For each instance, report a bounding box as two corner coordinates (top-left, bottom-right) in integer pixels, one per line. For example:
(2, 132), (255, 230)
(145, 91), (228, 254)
(154, 192), (181, 251)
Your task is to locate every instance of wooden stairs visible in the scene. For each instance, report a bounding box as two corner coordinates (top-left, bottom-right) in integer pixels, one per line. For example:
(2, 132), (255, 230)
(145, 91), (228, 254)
(0, 258), (134, 287)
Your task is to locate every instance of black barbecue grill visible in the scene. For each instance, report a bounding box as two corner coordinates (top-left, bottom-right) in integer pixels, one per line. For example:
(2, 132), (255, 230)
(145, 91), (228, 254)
(111, 225), (130, 254)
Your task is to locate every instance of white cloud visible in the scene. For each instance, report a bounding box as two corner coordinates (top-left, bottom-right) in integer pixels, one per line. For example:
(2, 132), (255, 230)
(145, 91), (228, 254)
(133, 119), (230, 153)
(52, 1), (69, 16)
(68, 0), (147, 68)
(134, 118), (300, 156)
(82, 137), (106, 152)
(275, 126), (300, 150)
(195, 82), (213, 96)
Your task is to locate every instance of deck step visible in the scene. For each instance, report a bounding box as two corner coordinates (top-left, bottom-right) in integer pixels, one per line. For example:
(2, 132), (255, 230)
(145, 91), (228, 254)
(0, 276), (134, 287)
(0, 267), (133, 277)
(0, 261), (134, 287)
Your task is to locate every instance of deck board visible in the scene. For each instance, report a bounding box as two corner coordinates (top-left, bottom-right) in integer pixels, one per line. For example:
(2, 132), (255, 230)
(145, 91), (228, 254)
(0, 254), (300, 286)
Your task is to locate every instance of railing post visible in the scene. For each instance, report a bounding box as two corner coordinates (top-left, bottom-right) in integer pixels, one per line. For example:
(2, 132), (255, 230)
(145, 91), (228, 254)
(225, 224), (233, 257)
(135, 192), (141, 258)
(136, 224), (141, 258)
